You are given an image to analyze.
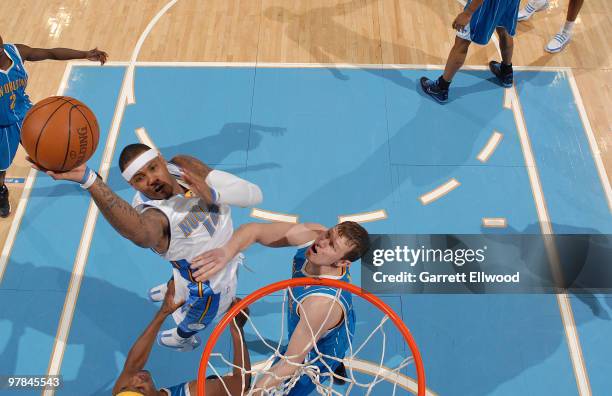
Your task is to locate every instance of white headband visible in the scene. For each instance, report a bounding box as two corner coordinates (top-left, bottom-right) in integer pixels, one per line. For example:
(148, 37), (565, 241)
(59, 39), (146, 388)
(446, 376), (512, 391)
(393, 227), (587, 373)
(122, 149), (159, 181)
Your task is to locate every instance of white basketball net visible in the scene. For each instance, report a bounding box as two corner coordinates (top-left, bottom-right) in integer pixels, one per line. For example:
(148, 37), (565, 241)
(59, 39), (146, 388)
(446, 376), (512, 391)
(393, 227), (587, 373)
(207, 286), (416, 395)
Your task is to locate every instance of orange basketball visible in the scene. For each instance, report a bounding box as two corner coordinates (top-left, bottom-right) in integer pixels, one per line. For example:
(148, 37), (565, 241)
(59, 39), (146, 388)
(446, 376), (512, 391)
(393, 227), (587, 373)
(21, 96), (100, 172)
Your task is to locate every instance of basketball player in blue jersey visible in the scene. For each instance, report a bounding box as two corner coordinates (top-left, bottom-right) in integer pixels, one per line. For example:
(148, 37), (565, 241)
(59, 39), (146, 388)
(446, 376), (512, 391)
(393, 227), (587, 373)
(189, 221), (370, 395)
(420, 0), (520, 103)
(30, 143), (263, 351)
(0, 34), (107, 217)
(113, 280), (252, 396)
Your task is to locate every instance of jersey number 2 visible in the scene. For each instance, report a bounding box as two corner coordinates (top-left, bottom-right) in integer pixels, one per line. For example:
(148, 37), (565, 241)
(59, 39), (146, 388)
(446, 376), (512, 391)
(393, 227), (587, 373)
(9, 93), (16, 110)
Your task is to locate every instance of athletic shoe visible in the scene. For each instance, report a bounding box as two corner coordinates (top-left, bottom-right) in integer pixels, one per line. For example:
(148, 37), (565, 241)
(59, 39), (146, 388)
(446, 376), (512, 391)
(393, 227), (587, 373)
(419, 77), (449, 103)
(517, 0), (548, 22)
(147, 282), (168, 302)
(545, 31), (571, 53)
(489, 61), (513, 88)
(157, 328), (201, 352)
(333, 363), (348, 385)
(0, 184), (10, 218)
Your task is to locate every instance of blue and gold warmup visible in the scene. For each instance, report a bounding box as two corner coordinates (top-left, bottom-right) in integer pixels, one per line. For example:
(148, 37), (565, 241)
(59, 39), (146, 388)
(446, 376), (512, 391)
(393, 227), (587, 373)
(456, 0), (521, 45)
(0, 43), (31, 171)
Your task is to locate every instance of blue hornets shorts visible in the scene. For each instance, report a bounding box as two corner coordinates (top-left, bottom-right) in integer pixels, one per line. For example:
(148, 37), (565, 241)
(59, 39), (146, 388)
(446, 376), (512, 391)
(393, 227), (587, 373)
(456, 0), (520, 45)
(0, 123), (22, 171)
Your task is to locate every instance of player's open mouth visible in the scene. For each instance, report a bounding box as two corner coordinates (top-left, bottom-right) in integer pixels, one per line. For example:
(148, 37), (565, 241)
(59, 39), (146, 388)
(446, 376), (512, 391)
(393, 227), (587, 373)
(153, 184), (164, 193)
(311, 244), (318, 254)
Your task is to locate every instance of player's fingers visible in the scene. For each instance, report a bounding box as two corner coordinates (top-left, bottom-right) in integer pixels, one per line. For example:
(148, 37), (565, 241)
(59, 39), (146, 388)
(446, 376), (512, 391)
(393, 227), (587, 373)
(192, 263), (212, 278)
(25, 157), (45, 172)
(45, 171), (59, 179)
(190, 257), (204, 270)
(181, 170), (195, 184)
(193, 264), (219, 282)
(192, 258), (218, 274)
(191, 252), (213, 266)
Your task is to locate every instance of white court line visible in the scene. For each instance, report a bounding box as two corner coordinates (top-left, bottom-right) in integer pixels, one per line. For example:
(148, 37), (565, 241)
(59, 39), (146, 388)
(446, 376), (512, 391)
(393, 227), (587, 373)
(503, 88), (512, 109)
(419, 179), (461, 205)
(65, 60), (572, 72)
(346, 358), (437, 396)
(477, 131), (503, 163)
(250, 208), (298, 223)
(338, 210), (387, 224)
(508, 86), (591, 395)
(135, 127), (158, 150)
(460, 0), (593, 386)
(0, 63), (73, 284)
(248, 358), (438, 396)
(566, 69), (612, 214)
(481, 217), (507, 228)
(44, 1), (180, 393)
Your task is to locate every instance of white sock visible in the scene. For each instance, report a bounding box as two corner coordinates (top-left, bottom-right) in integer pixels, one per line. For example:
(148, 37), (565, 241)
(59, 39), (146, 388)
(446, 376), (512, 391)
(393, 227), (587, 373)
(563, 21), (575, 35)
(530, 0), (547, 8)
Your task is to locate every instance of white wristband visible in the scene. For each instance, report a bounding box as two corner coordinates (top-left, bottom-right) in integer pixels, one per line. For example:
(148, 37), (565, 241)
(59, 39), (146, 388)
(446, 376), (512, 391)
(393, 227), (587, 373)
(80, 168), (97, 189)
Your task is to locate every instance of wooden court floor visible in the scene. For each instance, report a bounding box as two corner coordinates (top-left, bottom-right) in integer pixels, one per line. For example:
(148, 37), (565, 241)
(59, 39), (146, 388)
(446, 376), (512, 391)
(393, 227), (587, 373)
(0, 0), (609, 245)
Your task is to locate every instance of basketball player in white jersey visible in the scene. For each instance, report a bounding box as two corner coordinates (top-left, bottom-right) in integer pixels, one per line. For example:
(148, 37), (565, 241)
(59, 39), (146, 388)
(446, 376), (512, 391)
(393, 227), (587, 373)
(30, 143), (263, 351)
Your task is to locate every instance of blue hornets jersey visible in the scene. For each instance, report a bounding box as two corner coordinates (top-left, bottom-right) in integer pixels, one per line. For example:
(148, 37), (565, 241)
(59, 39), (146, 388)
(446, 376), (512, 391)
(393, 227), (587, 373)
(0, 44), (31, 126)
(161, 382), (191, 396)
(288, 244), (355, 364)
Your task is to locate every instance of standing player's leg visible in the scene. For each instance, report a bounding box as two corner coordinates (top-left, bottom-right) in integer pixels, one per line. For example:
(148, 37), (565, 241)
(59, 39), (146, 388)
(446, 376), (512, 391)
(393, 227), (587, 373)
(518, 0), (549, 22)
(489, 0), (520, 87)
(420, 36), (471, 103)
(0, 124), (21, 218)
(546, 0), (585, 53)
(489, 27), (515, 87)
(203, 304), (252, 395)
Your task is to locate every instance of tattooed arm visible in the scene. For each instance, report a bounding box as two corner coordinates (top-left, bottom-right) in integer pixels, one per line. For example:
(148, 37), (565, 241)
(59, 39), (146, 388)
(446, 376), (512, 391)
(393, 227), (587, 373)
(87, 178), (169, 250)
(29, 161), (169, 251)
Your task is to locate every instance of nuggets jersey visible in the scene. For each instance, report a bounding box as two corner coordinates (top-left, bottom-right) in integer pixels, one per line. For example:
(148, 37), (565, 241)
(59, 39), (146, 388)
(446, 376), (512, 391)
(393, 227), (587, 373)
(132, 162), (238, 299)
(288, 244), (355, 365)
(0, 44), (31, 126)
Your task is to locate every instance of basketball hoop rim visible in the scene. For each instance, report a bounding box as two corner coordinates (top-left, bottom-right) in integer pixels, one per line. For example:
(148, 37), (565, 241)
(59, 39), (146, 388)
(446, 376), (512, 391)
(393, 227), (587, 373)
(197, 277), (426, 396)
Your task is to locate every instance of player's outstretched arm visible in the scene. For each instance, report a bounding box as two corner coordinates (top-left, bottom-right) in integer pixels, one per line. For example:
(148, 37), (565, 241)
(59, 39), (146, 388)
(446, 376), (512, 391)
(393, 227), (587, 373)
(112, 281), (183, 395)
(191, 222), (325, 282)
(30, 161), (168, 249)
(15, 44), (108, 64)
(88, 177), (169, 248)
(172, 155), (263, 208)
(189, 304), (252, 395)
(252, 296), (343, 394)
